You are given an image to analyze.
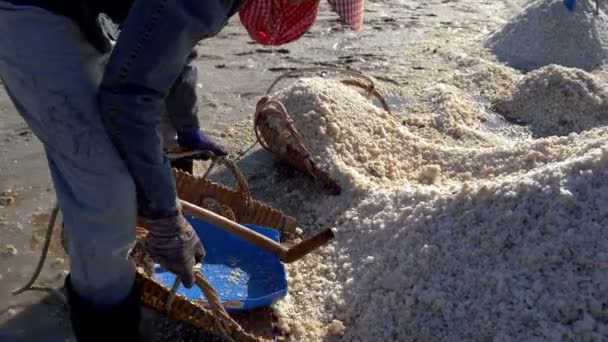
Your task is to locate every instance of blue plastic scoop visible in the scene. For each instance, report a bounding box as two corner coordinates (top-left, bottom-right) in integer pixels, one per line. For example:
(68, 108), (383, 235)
(153, 216), (288, 313)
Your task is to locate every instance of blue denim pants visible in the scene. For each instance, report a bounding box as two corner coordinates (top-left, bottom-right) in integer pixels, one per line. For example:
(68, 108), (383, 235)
(0, 0), (240, 306)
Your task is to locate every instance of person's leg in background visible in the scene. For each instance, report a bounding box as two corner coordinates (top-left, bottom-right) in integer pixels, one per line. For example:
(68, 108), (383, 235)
(100, 18), (199, 174)
(0, 4), (139, 339)
(160, 107), (194, 173)
(164, 52), (198, 173)
(167, 50), (227, 155)
(165, 49), (229, 174)
(166, 50), (201, 137)
(104, 19), (225, 175)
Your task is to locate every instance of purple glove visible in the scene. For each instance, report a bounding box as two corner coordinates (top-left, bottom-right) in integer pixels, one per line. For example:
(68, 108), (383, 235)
(177, 127), (227, 156)
(144, 215), (205, 288)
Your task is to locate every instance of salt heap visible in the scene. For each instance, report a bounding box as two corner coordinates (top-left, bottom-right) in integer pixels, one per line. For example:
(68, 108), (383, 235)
(494, 64), (608, 135)
(485, 0), (608, 71)
(272, 75), (608, 341)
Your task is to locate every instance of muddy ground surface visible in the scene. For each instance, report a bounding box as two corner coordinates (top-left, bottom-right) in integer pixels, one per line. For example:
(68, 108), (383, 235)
(0, 0), (546, 340)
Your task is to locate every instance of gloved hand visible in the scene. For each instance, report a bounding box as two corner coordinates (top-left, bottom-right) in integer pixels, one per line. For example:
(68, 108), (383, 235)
(177, 127), (227, 157)
(144, 215), (205, 287)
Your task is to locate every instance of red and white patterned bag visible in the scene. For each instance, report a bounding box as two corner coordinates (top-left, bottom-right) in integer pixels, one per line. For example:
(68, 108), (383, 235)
(328, 0), (364, 31)
(239, 0), (321, 46)
(239, 0), (365, 46)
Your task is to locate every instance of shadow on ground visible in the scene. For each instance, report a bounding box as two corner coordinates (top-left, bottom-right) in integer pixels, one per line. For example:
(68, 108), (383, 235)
(0, 294), (71, 342)
(0, 293), (231, 342)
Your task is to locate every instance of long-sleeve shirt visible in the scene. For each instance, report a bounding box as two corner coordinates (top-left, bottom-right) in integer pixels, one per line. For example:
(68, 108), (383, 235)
(2, 0), (243, 219)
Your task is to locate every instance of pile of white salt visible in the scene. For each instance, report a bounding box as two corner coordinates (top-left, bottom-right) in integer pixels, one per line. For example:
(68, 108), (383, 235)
(268, 66), (608, 341)
(485, 0), (608, 71)
(494, 64), (608, 135)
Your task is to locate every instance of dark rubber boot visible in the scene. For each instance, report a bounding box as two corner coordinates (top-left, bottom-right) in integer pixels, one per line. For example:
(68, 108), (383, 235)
(64, 275), (141, 342)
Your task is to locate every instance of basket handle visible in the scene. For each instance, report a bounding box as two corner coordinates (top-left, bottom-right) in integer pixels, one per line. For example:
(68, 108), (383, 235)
(265, 66), (374, 94)
(203, 157), (251, 202)
(264, 66), (392, 115)
(340, 79), (392, 115)
(194, 272), (260, 342)
(164, 272), (261, 342)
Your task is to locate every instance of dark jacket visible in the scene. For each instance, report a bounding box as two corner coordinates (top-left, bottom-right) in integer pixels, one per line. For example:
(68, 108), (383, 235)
(2, 0), (133, 52)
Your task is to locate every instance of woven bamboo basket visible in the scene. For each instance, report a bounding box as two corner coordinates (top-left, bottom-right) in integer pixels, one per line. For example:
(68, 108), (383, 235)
(253, 67), (391, 195)
(132, 158), (296, 340)
(133, 227), (275, 342)
(174, 157), (297, 235)
(61, 157), (297, 254)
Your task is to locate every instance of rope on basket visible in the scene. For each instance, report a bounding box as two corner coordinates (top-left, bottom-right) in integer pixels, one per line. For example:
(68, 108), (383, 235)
(264, 67), (392, 115)
(11, 202), (64, 298)
(195, 271), (262, 342)
(236, 66), (392, 162)
(200, 156), (253, 221)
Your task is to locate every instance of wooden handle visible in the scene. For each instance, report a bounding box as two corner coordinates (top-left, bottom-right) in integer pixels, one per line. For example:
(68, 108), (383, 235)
(282, 228), (335, 263)
(180, 199), (335, 263)
(180, 200), (288, 258)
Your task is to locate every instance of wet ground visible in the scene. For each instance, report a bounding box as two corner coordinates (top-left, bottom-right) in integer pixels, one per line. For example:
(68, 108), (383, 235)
(0, 0), (528, 340)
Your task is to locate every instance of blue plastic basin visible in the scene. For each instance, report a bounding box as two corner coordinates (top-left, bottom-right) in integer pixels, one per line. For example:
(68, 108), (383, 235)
(153, 216), (288, 313)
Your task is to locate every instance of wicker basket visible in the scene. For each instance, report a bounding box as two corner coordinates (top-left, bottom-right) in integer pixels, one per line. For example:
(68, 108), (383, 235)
(253, 68), (391, 195)
(174, 157), (297, 235)
(131, 156), (297, 341)
(136, 270), (274, 342)
(134, 228), (276, 342)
